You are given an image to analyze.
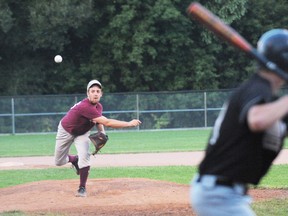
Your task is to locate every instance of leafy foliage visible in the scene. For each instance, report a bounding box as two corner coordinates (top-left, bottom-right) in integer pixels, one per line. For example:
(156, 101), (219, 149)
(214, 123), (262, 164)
(0, 0), (287, 95)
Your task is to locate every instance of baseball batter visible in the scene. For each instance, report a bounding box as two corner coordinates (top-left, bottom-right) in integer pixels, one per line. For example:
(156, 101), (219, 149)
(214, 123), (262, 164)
(190, 29), (288, 215)
(54, 80), (141, 197)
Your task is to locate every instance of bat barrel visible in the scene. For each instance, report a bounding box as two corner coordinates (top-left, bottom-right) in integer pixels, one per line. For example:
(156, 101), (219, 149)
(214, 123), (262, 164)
(187, 2), (288, 81)
(187, 2), (252, 53)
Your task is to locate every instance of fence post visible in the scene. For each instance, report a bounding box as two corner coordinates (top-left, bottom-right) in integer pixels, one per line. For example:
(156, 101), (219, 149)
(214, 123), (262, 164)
(11, 98), (15, 134)
(136, 94), (140, 131)
(204, 92), (207, 128)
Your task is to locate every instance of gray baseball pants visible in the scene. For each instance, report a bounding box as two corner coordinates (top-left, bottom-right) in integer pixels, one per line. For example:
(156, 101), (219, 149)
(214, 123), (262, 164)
(54, 122), (91, 169)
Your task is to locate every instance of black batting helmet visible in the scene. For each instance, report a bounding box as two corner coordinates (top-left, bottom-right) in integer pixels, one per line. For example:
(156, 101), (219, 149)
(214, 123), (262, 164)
(257, 29), (288, 74)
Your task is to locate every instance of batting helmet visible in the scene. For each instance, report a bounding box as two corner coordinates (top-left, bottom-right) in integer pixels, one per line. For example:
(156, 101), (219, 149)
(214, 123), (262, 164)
(257, 29), (288, 74)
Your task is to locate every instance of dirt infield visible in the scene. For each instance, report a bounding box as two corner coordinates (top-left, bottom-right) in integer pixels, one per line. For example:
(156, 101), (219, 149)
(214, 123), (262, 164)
(0, 178), (193, 216)
(1, 149), (288, 170)
(1, 178), (288, 216)
(1, 150), (288, 215)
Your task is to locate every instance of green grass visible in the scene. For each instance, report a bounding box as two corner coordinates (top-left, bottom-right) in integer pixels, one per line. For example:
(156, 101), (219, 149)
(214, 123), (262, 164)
(0, 129), (210, 157)
(0, 164), (287, 189)
(257, 165), (288, 188)
(252, 199), (288, 216)
(0, 211), (27, 216)
(0, 166), (196, 188)
(0, 134), (56, 157)
(0, 212), (63, 216)
(1, 129), (287, 157)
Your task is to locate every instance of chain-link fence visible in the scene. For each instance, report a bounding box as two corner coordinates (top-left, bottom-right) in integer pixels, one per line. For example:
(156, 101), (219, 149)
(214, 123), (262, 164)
(1, 90), (233, 134)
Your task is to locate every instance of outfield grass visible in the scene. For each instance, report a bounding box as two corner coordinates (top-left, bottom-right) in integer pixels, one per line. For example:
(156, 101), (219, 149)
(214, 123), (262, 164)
(0, 129), (211, 157)
(1, 129), (287, 157)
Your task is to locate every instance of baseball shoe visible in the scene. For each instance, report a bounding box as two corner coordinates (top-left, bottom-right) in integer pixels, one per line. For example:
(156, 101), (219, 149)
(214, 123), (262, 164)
(75, 186), (87, 197)
(71, 156), (80, 175)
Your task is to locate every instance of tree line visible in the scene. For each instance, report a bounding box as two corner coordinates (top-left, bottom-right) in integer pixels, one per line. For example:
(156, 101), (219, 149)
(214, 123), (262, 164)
(0, 0), (287, 96)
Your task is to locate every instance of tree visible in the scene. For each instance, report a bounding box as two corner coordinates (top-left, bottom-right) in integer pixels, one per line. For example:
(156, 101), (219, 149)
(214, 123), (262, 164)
(3, 0), (288, 95)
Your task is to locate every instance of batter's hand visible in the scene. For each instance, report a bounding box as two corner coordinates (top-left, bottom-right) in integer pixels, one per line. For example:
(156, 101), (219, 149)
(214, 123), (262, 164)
(129, 119), (142, 127)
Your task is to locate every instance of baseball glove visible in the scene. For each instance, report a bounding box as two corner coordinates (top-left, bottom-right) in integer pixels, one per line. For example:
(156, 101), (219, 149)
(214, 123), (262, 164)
(89, 132), (109, 155)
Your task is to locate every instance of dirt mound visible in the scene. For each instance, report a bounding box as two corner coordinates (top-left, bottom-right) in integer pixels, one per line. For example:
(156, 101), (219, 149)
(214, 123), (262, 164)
(0, 178), (288, 216)
(0, 178), (194, 216)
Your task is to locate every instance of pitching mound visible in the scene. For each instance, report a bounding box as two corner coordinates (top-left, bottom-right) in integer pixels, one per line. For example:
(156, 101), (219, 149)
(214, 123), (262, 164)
(0, 178), (194, 215)
(1, 178), (288, 216)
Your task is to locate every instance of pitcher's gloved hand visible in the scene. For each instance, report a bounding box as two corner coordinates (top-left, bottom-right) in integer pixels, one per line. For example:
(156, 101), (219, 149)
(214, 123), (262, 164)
(89, 132), (108, 155)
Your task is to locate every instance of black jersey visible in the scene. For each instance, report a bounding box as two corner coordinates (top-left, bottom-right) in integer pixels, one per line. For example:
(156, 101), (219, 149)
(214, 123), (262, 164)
(199, 74), (286, 185)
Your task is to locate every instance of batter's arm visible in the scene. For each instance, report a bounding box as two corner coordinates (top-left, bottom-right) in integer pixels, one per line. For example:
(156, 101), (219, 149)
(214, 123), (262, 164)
(248, 95), (288, 131)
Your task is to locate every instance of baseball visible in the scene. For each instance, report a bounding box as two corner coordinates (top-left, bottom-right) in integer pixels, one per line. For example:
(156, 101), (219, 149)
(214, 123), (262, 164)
(54, 55), (62, 63)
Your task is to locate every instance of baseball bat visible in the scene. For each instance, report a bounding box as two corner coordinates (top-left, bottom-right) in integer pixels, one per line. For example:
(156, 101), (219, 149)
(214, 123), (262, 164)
(186, 2), (288, 80)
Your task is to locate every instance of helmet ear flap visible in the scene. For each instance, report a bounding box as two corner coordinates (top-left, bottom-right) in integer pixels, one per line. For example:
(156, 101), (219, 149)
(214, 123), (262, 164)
(279, 52), (288, 72)
(281, 52), (288, 62)
(281, 51), (288, 73)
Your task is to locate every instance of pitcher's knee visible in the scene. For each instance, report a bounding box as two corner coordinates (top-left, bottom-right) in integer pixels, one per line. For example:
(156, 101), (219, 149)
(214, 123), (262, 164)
(78, 157), (90, 169)
(55, 159), (66, 166)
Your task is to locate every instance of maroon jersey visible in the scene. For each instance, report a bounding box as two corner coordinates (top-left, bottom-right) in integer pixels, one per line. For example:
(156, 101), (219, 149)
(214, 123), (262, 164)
(61, 98), (103, 136)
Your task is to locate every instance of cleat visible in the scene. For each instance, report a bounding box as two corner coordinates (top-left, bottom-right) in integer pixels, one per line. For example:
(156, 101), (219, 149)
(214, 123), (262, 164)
(75, 186), (87, 197)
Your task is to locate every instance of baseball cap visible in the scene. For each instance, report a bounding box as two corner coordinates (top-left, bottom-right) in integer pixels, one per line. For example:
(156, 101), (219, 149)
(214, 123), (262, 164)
(87, 80), (102, 91)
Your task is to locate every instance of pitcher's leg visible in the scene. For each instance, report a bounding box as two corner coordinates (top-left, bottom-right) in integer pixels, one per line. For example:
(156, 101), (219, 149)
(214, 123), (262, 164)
(74, 132), (91, 169)
(74, 132), (91, 197)
(54, 123), (74, 166)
